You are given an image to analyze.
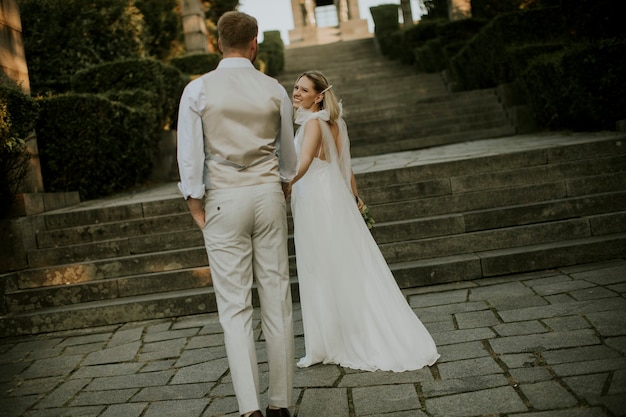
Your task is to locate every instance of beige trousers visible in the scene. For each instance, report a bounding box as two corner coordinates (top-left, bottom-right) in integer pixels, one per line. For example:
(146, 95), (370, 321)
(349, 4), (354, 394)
(201, 182), (294, 414)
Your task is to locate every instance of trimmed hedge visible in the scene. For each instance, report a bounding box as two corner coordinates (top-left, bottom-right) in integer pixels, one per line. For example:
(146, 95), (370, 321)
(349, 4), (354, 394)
(519, 39), (626, 130)
(169, 53), (221, 76)
(36, 94), (155, 200)
(259, 30), (285, 76)
(70, 58), (188, 130)
(370, 4), (400, 57)
(449, 7), (565, 90)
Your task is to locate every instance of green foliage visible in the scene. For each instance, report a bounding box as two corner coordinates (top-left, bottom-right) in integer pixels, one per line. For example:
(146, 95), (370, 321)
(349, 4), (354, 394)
(370, 4), (401, 57)
(35, 94), (155, 200)
(70, 58), (188, 130)
(519, 39), (626, 130)
(449, 7), (565, 90)
(0, 80), (38, 217)
(259, 31), (285, 76)
(409, 18), (487, 72)
(562, 0), (624, 42)
(135, 0), (183, 60)
(18, 0), (148, 96)
(202, 0), (239, 23)
(170, 53), (222, 76)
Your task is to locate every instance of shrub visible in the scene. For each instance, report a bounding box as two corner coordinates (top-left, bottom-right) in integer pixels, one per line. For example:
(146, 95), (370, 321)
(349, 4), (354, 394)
(18, 0), (147, 96)
(0, 83), (38, 217)
(519, 39), (626, 130)
(449, 6), (565, 90)
(370, 4), (400, 56)
(169, 53), (222, 76)
(36, 94), (155, 199)
(259, 30), (285, 76)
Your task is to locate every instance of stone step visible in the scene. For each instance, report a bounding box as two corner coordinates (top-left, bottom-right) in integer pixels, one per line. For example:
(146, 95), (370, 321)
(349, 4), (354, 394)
(3, 232), (625, 337)
(30, 140), (625, 252)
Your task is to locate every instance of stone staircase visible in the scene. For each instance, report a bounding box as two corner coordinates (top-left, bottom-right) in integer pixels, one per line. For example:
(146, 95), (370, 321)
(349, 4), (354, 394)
(277, 37), (516, 157)
(1, 39), (625, 337)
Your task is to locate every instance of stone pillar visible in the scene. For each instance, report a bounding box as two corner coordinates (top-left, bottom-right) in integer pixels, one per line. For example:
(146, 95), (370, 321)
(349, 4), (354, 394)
(1, 0), (44, 197)
(339, 0), (369, 41)
(289, 0), (319, 45)
(448, 0), (472, 20)
(180, 0), (209, 54)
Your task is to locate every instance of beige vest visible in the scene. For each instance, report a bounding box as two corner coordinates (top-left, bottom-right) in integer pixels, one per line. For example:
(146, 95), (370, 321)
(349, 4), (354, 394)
(199, 67), (283, 189)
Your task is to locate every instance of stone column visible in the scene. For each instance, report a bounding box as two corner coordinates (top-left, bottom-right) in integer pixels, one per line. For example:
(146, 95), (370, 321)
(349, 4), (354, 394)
(448, 0), (472, 20)
(289, 0), (318, 45)
(180, 0), (209, 54)
(339, 0), (369, 41)
(0, 0), (44, 198)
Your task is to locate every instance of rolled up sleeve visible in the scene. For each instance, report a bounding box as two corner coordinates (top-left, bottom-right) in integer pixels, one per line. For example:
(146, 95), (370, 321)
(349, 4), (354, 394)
(277, 86), (298, 182)
(177, 80), (207, 200)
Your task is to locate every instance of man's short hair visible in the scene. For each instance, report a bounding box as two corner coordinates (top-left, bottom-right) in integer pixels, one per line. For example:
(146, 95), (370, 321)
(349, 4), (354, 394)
(217, 11), (258, 51)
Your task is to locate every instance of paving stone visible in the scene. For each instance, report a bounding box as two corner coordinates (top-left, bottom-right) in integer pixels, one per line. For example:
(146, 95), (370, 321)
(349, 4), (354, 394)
(485, 295), (549, 310)
(542, 315), (590, 331)
(57, 333), (110, 348)
(508, 367), (553, 383)
(63, 341), (108, 355)
(202, 396), (238, 417)
(498, 298), (626, 322)
(422, 318), (455, 334)
(0, 395), (39, 417)
(608, 368), (626, 395)
(531, 279), (596, 296)
(175, 346), (227, 367)
(543, 293), (576, 304)
(170, 357), (229, 384)
(412, 301), (490, 323)
(488, 329), (600, 354)
(187, 334), (225, 349)
(600, 393), (626, 416)
(519, 380), (577, 409)
(569, 286), (619, 301)
(143, 328), (199, 343)
(552, 358), (626, 377)
(298, 388), (349, 417)
(23, 405), (105, 416)
(605, 336), (626, 355)
(571, 263), (626, 285)
(469, 281), (535, 300)
(365, 411), (428, 417)
(493, 320), (547, 336)
(99, 403), (147, 417)
(542, 345), (621, 365)
(142, 398), (209, 417)
(141, 359), (176, 372)
(585, 310), (626, 337)
(437, 357), (503, 380)
(436, 341), (489, 362)
(454, 309), (500, 329)
(431, 327), (496, 346)
(338, 369), (433, 387)
(410, 289), (468, 307)
(563, 373), (608, 405)
(132, 383), (212, 401)
(70, 388), (138, 406)
(19, 354), (84, 379)
(139, 338), (187, 361)
(352, 384), (421, 415)
(85, 370), (175, 391)
(425, 386), (527, 417)
(33, 379), (89, 409)
(71, 363), (143, 379)
(508, 407), (609, 417)
(499, 353), (537, 369)
(294, 365), (341, 388)
(420, 374), (509, 397)
(520, 273), (572, 287)
(83, 341), (141, 365)
(108, 327), (143, 347)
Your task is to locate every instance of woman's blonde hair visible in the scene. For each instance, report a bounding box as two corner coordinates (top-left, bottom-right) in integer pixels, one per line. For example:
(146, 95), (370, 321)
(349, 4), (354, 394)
(296, 70), (341, 122)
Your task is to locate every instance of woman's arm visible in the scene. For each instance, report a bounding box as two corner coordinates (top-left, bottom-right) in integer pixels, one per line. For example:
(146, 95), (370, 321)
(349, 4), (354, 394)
(290, 120), (322, 185)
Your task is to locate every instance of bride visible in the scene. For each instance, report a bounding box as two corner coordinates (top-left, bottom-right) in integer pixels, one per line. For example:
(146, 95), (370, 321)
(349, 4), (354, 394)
(288, 70), (440, 372)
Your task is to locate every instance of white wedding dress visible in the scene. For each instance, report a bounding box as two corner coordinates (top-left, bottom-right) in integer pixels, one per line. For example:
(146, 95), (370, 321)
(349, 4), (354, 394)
(290, 108), (440, 372)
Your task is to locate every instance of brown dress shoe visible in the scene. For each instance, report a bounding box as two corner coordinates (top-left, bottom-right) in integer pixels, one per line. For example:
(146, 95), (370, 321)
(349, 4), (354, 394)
(266, 406), (291, 417)
(244, 411), (263, 417)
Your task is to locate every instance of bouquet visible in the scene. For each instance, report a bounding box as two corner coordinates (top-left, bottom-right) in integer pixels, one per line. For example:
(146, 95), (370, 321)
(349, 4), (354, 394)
(356, 196), (375, 230)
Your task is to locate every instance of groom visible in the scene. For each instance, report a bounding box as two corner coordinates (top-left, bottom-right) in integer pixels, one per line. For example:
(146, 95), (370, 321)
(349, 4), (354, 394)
(176, 11), (297, 417)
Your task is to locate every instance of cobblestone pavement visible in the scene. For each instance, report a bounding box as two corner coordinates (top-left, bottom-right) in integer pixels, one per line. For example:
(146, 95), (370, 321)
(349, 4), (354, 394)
(1, 260), (625, 417)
